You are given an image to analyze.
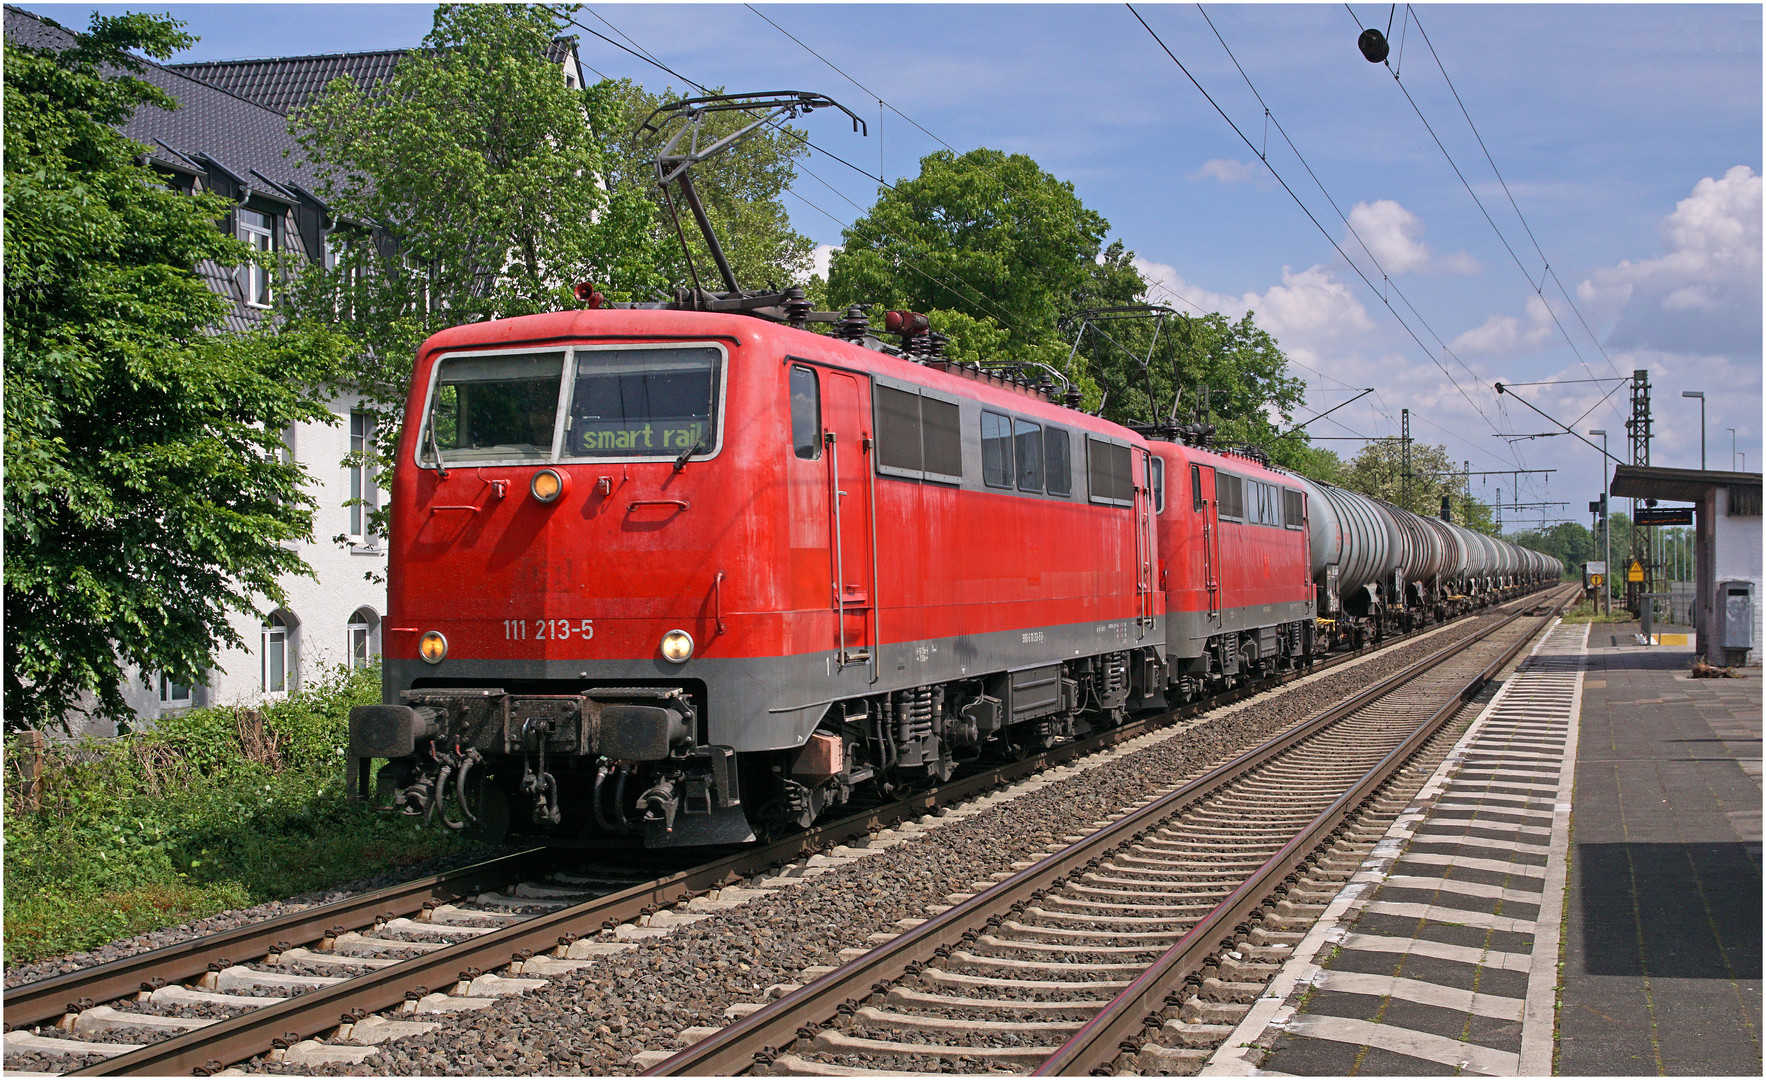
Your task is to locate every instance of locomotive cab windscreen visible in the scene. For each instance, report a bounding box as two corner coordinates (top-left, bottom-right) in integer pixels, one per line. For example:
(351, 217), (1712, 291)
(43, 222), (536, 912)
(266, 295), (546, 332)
(419, 343), (724, 466)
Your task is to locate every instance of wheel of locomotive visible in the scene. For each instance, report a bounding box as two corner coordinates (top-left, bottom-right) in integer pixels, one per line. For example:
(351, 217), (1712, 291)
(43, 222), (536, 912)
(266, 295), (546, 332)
(464, 777), (511, 844)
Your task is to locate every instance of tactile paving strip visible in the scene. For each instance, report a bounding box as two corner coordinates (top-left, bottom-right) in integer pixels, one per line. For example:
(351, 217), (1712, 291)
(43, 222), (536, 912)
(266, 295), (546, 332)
(1205, 621), (1588, 1077)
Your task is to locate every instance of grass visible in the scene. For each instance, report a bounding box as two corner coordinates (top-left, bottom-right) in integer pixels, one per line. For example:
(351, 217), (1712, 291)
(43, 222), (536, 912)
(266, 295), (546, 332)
(1558, 598), (1635, 623)
(3, 665), (480, 966)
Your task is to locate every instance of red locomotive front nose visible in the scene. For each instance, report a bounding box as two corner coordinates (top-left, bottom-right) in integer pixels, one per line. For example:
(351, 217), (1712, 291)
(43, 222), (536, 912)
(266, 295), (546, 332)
(393, 337), (733, 670)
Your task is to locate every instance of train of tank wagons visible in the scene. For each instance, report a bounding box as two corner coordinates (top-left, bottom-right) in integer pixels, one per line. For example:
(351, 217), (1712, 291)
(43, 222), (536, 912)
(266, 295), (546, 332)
(347, 300), (1560, 848)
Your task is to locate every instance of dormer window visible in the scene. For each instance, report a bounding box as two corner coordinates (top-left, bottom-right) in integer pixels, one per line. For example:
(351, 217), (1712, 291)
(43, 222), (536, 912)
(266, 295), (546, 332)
(238, 207), (275, 307)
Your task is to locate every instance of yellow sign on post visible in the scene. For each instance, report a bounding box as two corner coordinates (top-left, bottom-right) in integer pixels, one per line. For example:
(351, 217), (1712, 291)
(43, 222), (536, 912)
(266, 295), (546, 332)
(1590, 574), (1604, 588)
(1628, 560), (1644, 582)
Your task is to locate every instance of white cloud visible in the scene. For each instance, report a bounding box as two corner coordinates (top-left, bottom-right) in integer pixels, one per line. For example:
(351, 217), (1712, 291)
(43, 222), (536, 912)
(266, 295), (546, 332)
(1189, 158), (1263, 185)
(811, 243), (839, 281)
(1577, 165), (1762, 356)
(1452, 295), (1559, 357)
(1132, 257), (1374, 354)
(1345, 199), (1480, 276)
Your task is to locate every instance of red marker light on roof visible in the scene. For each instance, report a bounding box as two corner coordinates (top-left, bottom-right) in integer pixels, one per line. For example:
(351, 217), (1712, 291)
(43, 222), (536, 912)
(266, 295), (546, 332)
(884, 310), (929, 335)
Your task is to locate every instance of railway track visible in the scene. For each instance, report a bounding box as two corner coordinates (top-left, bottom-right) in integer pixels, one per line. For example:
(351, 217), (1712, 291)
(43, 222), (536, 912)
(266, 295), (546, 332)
(647, 585), (1576, 1076)
(2, 587), (1565, 1077)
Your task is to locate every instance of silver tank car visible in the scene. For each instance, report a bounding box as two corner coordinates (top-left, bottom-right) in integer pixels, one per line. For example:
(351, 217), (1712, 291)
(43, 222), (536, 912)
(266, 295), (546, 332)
(1282, 470), (1557, 639)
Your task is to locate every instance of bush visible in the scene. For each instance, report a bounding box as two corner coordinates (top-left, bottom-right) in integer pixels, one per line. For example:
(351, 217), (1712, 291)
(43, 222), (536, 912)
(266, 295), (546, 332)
(1560, 599), (1634, 624)
(4, 665), (479, 965)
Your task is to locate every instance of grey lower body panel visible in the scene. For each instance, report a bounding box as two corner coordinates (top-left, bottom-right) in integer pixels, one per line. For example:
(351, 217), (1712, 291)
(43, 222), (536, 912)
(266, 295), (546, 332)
(385, 614), (1163, 755)
(1165, 600), (1316, 660)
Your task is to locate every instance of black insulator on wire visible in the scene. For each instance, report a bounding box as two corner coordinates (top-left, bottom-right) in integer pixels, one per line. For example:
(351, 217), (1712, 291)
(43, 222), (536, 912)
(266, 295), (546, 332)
(1358, 28), (1390, 63)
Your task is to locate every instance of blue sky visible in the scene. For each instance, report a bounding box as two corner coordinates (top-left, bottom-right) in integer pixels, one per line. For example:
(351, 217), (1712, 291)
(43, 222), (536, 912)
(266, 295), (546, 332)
(33, 2), (1764, 525)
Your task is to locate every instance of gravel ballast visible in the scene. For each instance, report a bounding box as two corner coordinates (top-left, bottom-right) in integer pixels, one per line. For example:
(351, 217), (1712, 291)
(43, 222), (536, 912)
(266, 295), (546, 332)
(207, 616), (1504, 1076)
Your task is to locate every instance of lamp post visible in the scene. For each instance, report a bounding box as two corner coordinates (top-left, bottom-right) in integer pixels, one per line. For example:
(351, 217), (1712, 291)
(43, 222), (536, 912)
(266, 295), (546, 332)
(1682, 390), (1705, 470)
(1591, 429), (1610, 615)
(1728, 428), (1738, 470)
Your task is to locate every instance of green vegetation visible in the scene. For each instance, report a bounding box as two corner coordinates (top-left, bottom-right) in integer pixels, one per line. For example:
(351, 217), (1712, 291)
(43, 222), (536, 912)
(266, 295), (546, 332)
(1559, 599), (1633, 624)
(3, 666), (478, 965)
(4, 11), (352, 734)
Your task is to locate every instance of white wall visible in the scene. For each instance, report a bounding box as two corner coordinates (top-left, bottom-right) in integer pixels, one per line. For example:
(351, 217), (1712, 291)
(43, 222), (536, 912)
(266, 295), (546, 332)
(109, 395), (387, 731)
(1710, 484), (1763, 662)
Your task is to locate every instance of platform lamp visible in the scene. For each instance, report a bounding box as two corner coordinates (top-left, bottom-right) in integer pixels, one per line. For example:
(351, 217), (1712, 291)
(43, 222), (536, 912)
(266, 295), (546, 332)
(1682, 390), (1705, 470)
(1728, 427), (1738, 471)
(1591, 429), (1610, 615)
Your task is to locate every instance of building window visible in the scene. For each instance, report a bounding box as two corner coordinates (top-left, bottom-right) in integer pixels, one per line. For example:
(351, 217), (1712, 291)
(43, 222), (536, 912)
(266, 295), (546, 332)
(348, 608), (380, 669)
(158, 674), (193, 706)
(238, 207), (274, 307)
(348, 410), (375, 540)
(262, 612), (293, 693)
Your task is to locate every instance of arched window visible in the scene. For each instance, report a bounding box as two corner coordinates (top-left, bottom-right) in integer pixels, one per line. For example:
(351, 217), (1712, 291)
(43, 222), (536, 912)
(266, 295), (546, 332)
(347, 608), (381, 669)
(262, 611), (296, 693)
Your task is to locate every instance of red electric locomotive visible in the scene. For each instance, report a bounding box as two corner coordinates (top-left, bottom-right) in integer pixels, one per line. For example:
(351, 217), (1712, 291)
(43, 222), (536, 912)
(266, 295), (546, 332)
(348, 306), (1168, 847)
(1149, 442), (1316, 700)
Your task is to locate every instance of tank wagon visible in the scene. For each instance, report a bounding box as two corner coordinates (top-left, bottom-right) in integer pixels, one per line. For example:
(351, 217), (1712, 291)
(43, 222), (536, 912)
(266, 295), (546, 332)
(346, 299), (1557, 848)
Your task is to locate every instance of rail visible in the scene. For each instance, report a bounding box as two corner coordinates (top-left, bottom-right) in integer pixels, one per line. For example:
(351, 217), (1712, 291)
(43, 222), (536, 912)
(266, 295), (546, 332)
(11, 584), (1561, 1075)
(646, 584), (1575, 1075)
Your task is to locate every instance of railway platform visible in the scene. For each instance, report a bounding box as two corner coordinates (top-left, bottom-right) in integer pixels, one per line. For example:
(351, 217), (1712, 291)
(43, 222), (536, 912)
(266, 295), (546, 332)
(1204, 619), (1762, 1076)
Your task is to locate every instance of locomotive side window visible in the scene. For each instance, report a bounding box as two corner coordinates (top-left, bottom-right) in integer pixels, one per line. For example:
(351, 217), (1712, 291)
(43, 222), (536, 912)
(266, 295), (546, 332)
(1217, 473), (1245, 520)
(981, 411), (1013, 488)
(1014, 419), (1044, 493)
(1150, 457), (1165, 513)
(1086, 437), (1133, 507)
(789, 365), (821, 460)
(876, 385), (922, 473)
(1284, 488), (1305, 529)
(568, 346), (721, 458)
(921, 396), (962, 481)
(1192, 464), (1203, 511)
(1045, 427), (1072, 496)
(875, 383), (963, 483)
(423, 351), (565, 464)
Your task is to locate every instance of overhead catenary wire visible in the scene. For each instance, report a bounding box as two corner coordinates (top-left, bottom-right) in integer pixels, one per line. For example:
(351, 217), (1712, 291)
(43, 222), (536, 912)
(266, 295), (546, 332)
(1189, 4), (1516, 456)
(1343, 3), (1629, 435)
(565, 10), (1048, 343)
(1135, 5), (1524, 481)
(575, 7), (1176, 380)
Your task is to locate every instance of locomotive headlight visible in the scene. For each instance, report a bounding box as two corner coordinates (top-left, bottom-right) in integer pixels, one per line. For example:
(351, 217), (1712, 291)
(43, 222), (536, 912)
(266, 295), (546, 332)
(530, 468), (566, 503)
(418, 630), (448, 664)
(659, 629), (694, 664)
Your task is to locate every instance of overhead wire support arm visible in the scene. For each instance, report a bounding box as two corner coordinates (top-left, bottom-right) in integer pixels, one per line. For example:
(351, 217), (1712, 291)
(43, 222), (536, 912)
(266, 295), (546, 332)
(1263, 387), (1376, 445)
(1493, 381), (1623, 464)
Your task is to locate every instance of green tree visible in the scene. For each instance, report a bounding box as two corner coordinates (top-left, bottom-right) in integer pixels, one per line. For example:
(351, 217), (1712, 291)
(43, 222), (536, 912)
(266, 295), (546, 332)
(828, 147), (1109, 367)
(1340, 440), (1498, 532)
(1509, 522), (1592, 578)
(288, 4), (665, 410)
(4, 12), (351, 733)
(597, 80), (817, 295)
